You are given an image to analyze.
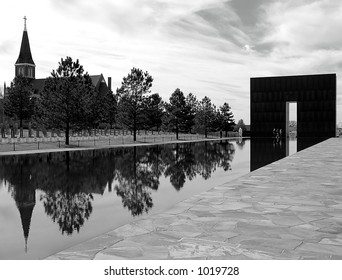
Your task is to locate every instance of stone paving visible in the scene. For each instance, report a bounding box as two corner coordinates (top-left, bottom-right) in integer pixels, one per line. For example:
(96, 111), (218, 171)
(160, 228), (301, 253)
(46, 137), (342, 260)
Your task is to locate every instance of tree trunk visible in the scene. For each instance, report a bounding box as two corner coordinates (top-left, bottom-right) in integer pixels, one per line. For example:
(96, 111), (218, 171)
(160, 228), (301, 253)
(65, 122), (70, 145)
(133, 115), (137, 142)
(176, 119), (179, 140)
(204, 115), (207, 138)
(19, 119), (23, 137)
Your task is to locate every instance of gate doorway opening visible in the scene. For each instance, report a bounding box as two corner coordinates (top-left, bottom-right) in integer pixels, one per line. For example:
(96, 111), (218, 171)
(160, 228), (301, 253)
(286, 102), (297, 138)
(286, 102), (297, 156)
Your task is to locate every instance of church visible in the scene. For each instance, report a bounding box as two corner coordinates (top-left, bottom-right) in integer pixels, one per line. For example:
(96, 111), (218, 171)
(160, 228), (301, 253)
(1, 17), (112, 123)
(0, 18), (114, 253)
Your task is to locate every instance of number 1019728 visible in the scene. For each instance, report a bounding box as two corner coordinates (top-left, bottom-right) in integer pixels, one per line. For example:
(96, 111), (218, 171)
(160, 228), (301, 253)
(198, 266), (239, 276)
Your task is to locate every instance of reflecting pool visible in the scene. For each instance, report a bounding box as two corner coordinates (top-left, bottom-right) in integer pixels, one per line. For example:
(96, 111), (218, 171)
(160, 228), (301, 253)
(0, 137), (324, 259)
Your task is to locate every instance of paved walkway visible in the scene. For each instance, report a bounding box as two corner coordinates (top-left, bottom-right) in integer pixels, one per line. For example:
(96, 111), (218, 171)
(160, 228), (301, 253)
(46, 138), (342, 260)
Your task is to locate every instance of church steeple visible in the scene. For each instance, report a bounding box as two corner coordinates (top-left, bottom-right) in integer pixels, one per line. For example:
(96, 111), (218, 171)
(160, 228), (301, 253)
(14, 164), (36, 254)
(15, 16), (35, 79)
(24, 16), (27, 32)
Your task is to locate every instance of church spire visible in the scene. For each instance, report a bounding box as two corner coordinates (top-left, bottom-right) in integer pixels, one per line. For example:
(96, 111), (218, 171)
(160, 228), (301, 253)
(15, 16), (35, 78)
(24, 16), (27, 32)
(15, 186), (36, 254)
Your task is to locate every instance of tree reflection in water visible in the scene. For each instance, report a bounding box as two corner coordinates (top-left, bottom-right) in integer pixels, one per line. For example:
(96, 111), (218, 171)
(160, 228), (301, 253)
(0, 140), (236, 235)
(163, 141), (235, 190)
(40, 191), (93, 235)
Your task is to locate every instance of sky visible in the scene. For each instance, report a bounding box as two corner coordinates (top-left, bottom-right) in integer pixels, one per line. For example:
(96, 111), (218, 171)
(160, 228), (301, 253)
(1, 0), (342, 124)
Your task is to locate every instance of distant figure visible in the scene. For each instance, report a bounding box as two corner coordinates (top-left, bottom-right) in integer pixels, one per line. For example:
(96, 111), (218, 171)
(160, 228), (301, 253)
(276, 129), (280, 139)
(273, 128), (276, 137)
(238, 127), (243, 137)
(279, 129), (282, 138)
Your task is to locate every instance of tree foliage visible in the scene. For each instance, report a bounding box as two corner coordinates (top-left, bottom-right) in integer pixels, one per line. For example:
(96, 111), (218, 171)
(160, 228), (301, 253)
(3, 59), (237, 140)
(39, 57), (94, 144)
(184, 93), (198, 133)
(234, 119), (246, 132)
(88, 87), (117, 130)
(40, 191), (93, 235)
(4, 76), (35, 129)
(217, 102), (235, 136)
(144, 93), (164, 132)
(165, 88), (187, 139)
(116, 68), (153, 141)
(104, 91), (117, 128)
(194, 96), (216, 138)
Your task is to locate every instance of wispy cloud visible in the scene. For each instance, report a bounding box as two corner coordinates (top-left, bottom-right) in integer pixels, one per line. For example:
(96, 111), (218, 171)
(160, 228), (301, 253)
(260, 0), (342, 52)
(1, 0), (342, 123)
(0, 41), (15, 55)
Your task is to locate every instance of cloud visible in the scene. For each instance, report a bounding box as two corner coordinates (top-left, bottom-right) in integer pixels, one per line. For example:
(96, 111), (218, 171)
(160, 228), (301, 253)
(2, 0), (342, 123)
(0, 41), (15, 55)
(260, 0), (342, 53)
(243, 44), (255, 53)
(195, 4), (250, 48)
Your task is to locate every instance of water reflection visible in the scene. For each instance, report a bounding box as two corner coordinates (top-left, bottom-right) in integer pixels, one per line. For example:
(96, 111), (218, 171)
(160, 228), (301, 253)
(250, 137), (329, 172)
(236, 137), (246, 150)
(250, 138), (286, 171)
(0, 140), (235, 249)
(114, 141), (236, 215)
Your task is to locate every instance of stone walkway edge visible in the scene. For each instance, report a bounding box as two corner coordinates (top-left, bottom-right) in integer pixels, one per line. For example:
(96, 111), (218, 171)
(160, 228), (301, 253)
(0, 136), (233, 156)
(46, 137), (342, 260)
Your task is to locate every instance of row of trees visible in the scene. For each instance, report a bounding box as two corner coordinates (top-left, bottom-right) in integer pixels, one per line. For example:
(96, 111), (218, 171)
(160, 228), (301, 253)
(4, 57), (117, 144)
(3, 56), (238, 144)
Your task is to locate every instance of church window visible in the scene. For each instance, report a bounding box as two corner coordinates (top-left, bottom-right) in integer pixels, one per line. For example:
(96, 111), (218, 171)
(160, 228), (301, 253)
(19, 67), (25, 76)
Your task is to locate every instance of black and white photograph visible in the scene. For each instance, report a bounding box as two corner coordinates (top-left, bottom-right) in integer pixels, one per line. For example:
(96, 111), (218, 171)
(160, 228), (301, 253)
(0, 0), (341, 279)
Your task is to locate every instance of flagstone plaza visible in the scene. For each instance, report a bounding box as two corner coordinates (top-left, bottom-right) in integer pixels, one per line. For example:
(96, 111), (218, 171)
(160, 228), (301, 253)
(45, 137), (342, 260)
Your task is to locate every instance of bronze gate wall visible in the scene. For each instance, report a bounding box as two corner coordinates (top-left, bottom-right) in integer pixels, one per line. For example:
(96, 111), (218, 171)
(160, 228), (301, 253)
(250, 73), (336, 138)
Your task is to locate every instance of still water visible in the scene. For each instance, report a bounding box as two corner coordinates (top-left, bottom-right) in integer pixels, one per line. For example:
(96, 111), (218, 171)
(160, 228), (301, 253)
(0, 137), (320, 259)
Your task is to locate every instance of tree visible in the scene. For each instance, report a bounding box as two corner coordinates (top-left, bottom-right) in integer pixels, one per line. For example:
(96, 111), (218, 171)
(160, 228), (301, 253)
(104, 91), (117, 129)
(194, 96), (216, 138)
(39, 57), (94, 145)
(87, 87), (117, 131)
(211, 109), (224, 137)
(144, 93), (164, 133)
(0, 89), (4, 124)
(40, 191), (93, 235)
(166, 88), (187, 139)
(88, 89), (106, 130)
(219, 102), (235, 137)
(234, 119), (246, 132)
(184, 93), (198, 133)
(116, 68), (153, 141)
(4, 76), (35, 136)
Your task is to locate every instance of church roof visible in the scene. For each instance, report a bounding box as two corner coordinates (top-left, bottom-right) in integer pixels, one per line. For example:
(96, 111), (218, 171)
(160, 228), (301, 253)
(32, 75), (109, 94)
(89, 74), (107, 89)
(90, 75), (102, 86)
(16, 30), (35, 65)
(32, 78), (46, 93)
(89, 74), (110, 96)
